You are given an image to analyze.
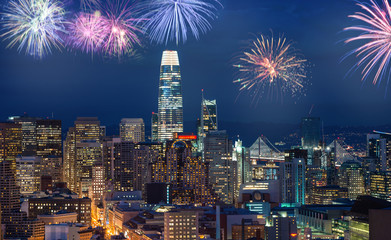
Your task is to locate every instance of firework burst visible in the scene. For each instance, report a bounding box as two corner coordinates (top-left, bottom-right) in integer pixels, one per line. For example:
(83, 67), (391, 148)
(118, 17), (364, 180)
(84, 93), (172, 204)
(102, 0), (143, 57)
(344, 0), (391, 92)
(68, 11), (109, 54)
(80, 0), (101, 10)
(139, 0), (222, 45)
(234, 35), (307, 103)
(1, 0), (66, 58)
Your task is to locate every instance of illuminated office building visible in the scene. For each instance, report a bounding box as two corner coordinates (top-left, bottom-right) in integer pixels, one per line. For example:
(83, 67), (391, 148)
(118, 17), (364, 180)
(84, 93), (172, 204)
(12, 116), (41, 156)
(301, 117), (321, 165)
(113, 141), (135, 191)
(157, 50), (183, 142)
(151, 112), (159, 142)
(164, 209), (199, 240)
(305, 166), (327, 204)
(133, 143), (163, 193)
(29, 194), (91, 225)
(197, 94), (218, 153)
(63, 117), (101, 195)
(367, 132), (390, 171)
(101, 136), (120, 183)
(151, 139), (215, 205)
(75, 117), (101, 143)
(63, 127), (76, 191)
(370, 171), (391, 202)
(0, 159), (44, 239)
(0, 122), (22, 161)
(311, 186), (348, 205)
(16, 156), (41, 195)
(204, 130), (236, 204)
(119, 118), (145, 142)
(90, 164), (105, 205)
(338, 160), (365, 200)
(265, 216), (298, 240)
(0, 159), (20, 232)
(36, 119), (62, 157)
(252, 162), (279, 181)
(40, 156), (62, 184)
(233, 139), (251, 200)
(76, 141), (102, 196)
(279, 158), (305, 205)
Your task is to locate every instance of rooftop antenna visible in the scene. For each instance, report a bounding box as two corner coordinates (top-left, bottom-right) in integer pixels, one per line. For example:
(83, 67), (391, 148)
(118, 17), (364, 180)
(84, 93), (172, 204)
(308, 104), (314, 117)
(200, 89), (205, 139)
(322, 120), (325, 149)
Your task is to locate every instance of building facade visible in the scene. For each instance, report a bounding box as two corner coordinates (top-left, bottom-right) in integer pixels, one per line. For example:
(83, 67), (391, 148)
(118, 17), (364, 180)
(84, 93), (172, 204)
(119, 118), (145, 143)
(157, 50), (184, 142)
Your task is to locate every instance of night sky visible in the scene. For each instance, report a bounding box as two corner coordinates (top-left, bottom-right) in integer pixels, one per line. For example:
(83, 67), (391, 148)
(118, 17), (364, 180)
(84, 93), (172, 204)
(1, 0), (390, 130)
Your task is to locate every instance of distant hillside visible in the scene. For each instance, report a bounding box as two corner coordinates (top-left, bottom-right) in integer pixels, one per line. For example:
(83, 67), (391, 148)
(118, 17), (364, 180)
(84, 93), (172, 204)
(102, 121), (391, 152)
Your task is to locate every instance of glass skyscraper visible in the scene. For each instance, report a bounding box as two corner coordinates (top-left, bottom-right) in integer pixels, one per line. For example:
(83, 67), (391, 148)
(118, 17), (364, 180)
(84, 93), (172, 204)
(301, 117), (321, 165)
(157, 50), (183, 142)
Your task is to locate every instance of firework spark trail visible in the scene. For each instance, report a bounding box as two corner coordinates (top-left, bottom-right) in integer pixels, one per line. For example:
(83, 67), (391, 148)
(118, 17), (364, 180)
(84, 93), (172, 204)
(139, 0), (221, 45)
(68, 11), (110, 54)
(233, 35), (307, 103)
(344, 0), (391, 91)
(80, 0), (101, 10)
(1, 0), (66, 58)
(102, 0), (143, 57)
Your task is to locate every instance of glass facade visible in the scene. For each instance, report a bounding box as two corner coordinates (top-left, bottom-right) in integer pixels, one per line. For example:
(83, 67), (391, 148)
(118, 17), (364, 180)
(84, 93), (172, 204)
(158, 50), (183, 142)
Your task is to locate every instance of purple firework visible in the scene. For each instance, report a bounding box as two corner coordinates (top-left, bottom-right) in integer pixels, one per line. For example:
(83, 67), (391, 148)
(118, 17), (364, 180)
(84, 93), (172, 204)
(102, 0), (143, 57)
(68, 11), (110, 54)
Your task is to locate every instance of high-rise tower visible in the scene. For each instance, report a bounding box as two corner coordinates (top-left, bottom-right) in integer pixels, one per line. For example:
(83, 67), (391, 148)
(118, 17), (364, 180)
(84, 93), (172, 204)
(157, 50), (183, 142)
(197, 90), (218, 154)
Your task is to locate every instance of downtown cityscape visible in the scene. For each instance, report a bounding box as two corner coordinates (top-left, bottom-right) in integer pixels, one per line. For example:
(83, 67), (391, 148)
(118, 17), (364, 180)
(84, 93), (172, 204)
(2, 0), (391, 240)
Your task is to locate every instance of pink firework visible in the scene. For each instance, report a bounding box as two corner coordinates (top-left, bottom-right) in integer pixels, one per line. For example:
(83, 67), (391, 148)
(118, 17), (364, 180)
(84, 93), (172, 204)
(102, 1), (143, 57)
(344, 0), (391, 90)
(68, 11), (110, 54)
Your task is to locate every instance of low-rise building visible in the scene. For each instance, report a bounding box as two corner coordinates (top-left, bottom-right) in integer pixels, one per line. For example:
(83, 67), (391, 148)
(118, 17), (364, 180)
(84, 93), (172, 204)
(28, 188), (91, 225)
(311, 185), (348, 205)
(37, 211), (78, 225)
(45, 223), (93, 240)
(164, 209), (199, 240)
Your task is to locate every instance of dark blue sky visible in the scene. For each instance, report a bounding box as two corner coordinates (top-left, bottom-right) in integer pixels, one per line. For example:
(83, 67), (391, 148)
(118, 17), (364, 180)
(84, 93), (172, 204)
(1, 0), (390, 129)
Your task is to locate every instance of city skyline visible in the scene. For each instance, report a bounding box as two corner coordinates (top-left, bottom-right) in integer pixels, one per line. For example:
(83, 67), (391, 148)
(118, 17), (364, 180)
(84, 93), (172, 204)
(1, 0), (391, 129)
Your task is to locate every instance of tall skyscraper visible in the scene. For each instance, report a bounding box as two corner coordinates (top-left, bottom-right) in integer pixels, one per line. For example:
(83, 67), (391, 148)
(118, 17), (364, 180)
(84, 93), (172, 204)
(113, 141), (135, 191)
(367, 132), (389, 171)
(338, 160), (365, 200)
(370, 171), (391, 201)
(151, 139), (215, 205)
(279, 158), (305, 205)
(197, 92), (218, 154)
(151, 112), (159, 142)
(301, 117), (321, 165)
(0, 159), (44, 239)
(16, 156), (41, 195)
(63, 117), (101, 195)
(233, 139), (251, 200)
(204, 130), (236, 204)
(119, 118), (145, 142)
(0, 122), (22, 161)
(157, 50), (183, 142)
(12, 116), (41, 156)
(36, 119), (62, 157)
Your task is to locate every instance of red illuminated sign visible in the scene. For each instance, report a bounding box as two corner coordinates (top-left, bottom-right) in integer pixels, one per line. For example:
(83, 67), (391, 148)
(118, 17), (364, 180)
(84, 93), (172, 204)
(177, 135), (197, 140)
